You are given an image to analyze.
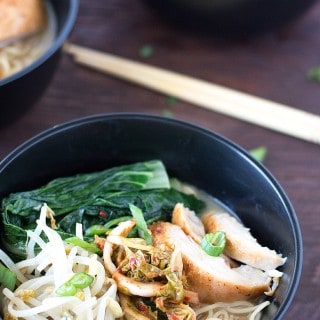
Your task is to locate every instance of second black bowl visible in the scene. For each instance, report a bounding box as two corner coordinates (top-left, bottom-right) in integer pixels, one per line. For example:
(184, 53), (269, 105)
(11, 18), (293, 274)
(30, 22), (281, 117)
(142, 0), (318, 37)
(0, 0), (79, 126)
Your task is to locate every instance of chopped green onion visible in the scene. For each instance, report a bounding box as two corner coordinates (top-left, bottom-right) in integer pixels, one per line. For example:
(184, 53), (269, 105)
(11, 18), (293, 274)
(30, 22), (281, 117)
(69, 272), (94, 289)
(201, 231), (226, 257)
(84, 224), (108, 237)
(307, 65), (320, 82)
(129, 203), (153, 245)
(56, 272), (94, 296)
(166, 96), (178, 105)
(139, 44), (154, 58)
(85, 216), (132, 236)
(104, 216), (132, 231)
(249, 146), (267, 162)
(56, 282), (77, 296)
(0, 264), (17, 291)
(161, 109), (174, 118)
(65, 237), (102, 255)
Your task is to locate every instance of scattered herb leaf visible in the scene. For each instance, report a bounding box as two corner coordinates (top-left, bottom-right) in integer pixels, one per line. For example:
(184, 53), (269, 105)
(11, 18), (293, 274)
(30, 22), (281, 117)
(139, 45), (154, 58)
(307, 66), (320, 82)
(249, 146), (267, 162)
(161, 109), (174, 118)
(166, 96), (178, 105)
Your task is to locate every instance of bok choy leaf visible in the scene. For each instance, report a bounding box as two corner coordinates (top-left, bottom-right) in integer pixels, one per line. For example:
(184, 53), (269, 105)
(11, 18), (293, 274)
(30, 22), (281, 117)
(0, 160), (205, 259)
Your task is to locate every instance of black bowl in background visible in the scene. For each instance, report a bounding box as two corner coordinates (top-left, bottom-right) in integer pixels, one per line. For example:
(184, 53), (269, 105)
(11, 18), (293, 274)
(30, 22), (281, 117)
(142, 0), (318, 37)
(0, 113), (302, 319)
(0, 0), (79, 126)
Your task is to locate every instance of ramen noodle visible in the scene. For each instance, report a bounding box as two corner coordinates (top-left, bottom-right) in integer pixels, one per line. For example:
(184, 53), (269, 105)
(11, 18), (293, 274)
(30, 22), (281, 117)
(0, 205), (123, 320)
(0, 1), (56, 80)
(0, 161), (285, 319)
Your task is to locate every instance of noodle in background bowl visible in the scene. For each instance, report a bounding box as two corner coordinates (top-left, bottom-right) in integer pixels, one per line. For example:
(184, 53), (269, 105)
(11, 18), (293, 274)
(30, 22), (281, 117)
(0, 0), (79, 126)
(0, 113), (303, 319)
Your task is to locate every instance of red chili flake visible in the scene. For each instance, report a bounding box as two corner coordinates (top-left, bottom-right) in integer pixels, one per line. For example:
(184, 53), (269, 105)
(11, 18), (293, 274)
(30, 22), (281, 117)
(167, 313), (179, 320)
(136, 302), (148, 313)
(129, 257), (137, 266)
(98, 211), (107, 219)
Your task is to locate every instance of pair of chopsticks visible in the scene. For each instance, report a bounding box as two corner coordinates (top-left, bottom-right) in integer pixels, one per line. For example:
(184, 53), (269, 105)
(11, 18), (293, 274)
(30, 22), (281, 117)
(63, 43), (320, 145)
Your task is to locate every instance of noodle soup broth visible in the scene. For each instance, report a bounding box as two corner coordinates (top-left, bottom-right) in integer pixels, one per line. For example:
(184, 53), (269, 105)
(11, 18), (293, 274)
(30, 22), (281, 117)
(0, 0), (57, 80)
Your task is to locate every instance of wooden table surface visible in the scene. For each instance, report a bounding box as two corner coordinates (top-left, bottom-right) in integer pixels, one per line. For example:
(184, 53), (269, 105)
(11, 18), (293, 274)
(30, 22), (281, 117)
(1, 0), (320, 318)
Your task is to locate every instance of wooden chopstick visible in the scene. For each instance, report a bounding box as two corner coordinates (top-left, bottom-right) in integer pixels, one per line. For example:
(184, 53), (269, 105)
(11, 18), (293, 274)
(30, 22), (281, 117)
(63, 43), (320, 145)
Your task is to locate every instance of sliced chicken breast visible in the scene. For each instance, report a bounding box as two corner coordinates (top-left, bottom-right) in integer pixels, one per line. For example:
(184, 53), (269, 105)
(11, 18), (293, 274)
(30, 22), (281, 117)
(0, 0), (46, 44)
(172, 203), (205, 243)
(172, 203), (238, 268)
(150, 222), (271, 303)
(201, 212), (286, 271)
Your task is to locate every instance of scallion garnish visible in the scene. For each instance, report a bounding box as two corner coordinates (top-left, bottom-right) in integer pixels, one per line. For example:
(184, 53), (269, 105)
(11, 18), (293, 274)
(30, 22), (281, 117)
(249, 146), (267, 162)
(64, 237), (102, 255)
(129, 203), (153, 245)
(0, 264), (17, 291)
(85, 216), (132, 236)
(200, 231), (226, 257)
(56, 272), (94, 296)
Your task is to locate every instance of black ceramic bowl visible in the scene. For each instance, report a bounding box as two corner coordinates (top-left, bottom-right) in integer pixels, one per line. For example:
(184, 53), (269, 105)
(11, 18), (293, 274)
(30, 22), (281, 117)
(0, 0), (79, 126)
(0, 113), (302, 319)
(142, 0), (318, 37)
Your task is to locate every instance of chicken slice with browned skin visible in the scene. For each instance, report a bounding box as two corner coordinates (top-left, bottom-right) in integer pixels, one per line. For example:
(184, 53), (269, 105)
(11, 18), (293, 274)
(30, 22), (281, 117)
(201, 212), (286, 272)
(172, 203), (205, 244)
(0, 0), (46, 45)
(172, 203), (238, 268)
(150, 221), (272, 304)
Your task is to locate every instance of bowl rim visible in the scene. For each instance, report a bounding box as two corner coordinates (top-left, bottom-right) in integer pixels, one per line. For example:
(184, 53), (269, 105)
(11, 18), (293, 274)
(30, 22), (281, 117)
(0, 112), (303, 319)
(0, 0), (79, 86)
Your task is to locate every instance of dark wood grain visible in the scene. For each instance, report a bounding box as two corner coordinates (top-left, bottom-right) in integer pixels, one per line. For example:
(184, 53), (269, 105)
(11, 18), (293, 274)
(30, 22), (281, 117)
(1, 0), (320, 318)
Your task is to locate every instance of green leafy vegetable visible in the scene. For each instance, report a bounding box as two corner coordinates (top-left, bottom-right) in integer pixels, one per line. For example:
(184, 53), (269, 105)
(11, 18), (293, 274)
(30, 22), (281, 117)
(129, 203), (153, 245)
(249, 146), (267, 162)
(0, 264), (17, 291)
(1, 160), (205, 258)
(201, 231), (226, 256)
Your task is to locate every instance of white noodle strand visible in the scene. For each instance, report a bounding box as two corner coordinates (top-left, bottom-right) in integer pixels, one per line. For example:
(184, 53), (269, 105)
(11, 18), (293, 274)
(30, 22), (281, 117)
(2, 205), (123, 319)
